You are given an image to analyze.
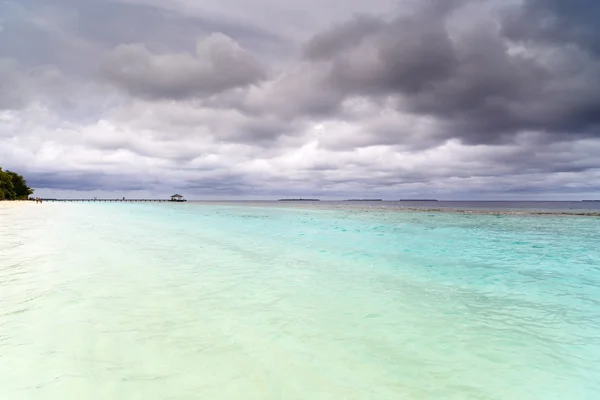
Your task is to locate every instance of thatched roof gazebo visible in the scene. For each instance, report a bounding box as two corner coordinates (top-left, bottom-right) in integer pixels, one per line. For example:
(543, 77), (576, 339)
(170, 194), (186, 202)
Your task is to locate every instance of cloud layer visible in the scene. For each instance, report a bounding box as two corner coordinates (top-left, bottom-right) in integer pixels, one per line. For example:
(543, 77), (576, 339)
(101, 34), (268, 99)
(1, 0), (599, 199)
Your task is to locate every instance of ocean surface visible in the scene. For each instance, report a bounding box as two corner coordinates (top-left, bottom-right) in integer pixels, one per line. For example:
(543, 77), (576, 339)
(192, 200), (600, 214)
(1, 201), (600, 399)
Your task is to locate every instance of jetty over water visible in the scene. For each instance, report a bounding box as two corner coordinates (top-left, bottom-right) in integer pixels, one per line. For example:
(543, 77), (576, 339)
(43, 194), (187, 202)
(43, 198), (171, 202)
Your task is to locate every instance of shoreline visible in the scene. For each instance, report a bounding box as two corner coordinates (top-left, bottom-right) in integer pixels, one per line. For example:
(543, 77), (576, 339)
(0, 200), (35, 206)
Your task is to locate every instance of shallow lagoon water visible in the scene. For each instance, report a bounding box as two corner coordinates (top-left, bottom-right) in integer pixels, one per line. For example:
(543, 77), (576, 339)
(1, 202), (600, 399)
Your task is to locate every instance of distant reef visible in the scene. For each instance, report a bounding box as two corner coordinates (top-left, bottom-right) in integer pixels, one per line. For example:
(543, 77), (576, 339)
(399, 199), (438, 201)
(0, 167), (34, 200)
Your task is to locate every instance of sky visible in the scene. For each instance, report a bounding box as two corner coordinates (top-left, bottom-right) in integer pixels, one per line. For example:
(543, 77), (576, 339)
(1, 0), (599, 200)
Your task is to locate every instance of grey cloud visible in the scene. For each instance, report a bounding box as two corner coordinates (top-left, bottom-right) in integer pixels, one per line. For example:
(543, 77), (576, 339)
(108, 100), (307, 146)
(0, 1), (100, 75)
(180, 175), (252, 195)
(68, 0), (284, 53)
(28, 171), (150, 192)
(295, 0), (600, 144)
(117, 0), (398, 43)
(0, 59), (29, 109)
(27, 170), (249, 195)
(307, 13), (457, 96)
(0, 59), (68, 110)
(304, 15), (384, 60)
(0, 0), (286, 75)
(240, 67), (343, 119)
(230, 117), (302, 143)
(25, 164), (256, 197)
(502, 0), (600, 55)
(101, 34), (268, 99)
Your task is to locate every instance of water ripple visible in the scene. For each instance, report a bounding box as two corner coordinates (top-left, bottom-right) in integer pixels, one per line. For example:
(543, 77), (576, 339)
(1, 202), (599, 399)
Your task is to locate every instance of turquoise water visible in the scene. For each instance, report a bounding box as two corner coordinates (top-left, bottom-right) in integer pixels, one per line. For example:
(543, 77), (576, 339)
(1, 202), (600, 399)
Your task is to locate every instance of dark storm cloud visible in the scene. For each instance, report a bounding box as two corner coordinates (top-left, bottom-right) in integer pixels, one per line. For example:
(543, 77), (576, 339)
(27, 171), (149, 191)
(299, 0), (600, 144)
(502, 0), (600, 55)
(27, 170), (252, 195)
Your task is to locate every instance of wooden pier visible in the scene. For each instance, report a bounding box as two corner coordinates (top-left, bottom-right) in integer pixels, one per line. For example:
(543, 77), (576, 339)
(43, 199), (173, 202)
(42, 194), (187, 203)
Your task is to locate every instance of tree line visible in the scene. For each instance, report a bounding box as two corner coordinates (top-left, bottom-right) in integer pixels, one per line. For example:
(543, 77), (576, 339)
(0, 167), (34, 200)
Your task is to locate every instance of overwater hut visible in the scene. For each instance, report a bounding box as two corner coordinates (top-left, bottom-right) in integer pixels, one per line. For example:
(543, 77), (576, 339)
(170, 194), (186, 202)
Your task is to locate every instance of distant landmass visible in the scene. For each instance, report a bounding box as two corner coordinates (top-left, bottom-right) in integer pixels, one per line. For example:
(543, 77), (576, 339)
(278, 199), (320, 201)
(399, 199), (438, 201)
(345, 199), (383, 201)
(582, 200), (600, 202)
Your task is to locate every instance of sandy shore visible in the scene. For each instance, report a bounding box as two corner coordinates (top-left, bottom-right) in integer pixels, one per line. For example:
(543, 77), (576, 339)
(0, 200), (37, 208)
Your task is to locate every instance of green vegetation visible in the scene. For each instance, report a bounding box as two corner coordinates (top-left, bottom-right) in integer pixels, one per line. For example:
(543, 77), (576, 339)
(0, 167), (34, 200)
